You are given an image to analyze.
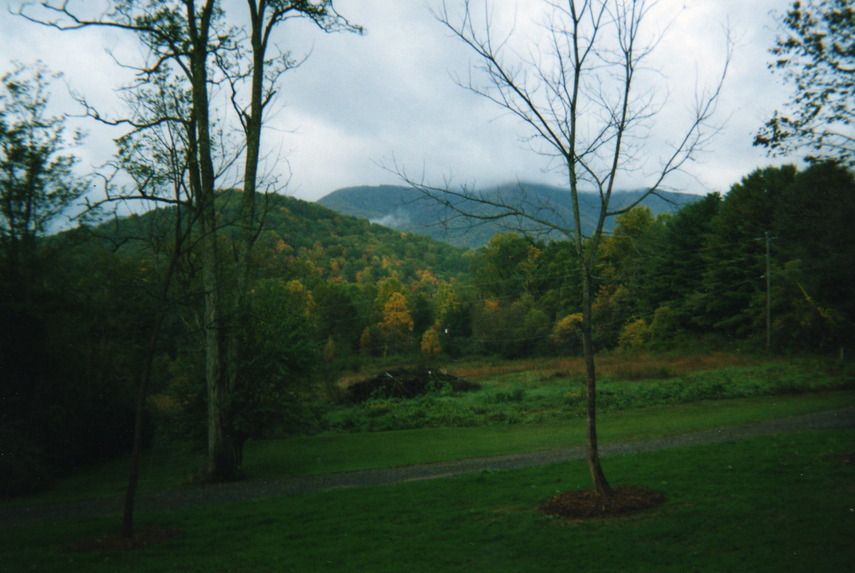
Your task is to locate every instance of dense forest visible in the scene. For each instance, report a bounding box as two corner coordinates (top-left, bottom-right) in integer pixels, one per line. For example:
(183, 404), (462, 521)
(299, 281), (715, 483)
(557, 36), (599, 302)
(2, 157), (853, 496)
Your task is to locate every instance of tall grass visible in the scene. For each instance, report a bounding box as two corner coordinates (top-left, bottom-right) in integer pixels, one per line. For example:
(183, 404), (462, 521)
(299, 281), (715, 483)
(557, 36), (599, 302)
(328, 355), (854, 432)
(444, 352), (765, 383)
(5, 354), (850, 504)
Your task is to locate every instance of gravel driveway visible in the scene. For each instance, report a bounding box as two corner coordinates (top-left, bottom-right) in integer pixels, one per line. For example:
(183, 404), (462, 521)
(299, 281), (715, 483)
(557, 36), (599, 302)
(2, 407), (853, 528)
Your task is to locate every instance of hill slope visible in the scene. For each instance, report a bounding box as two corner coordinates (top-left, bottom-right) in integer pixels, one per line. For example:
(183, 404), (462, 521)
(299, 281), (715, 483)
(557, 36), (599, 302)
(87, 190), (470, 282)
(318, 183), (701, 248)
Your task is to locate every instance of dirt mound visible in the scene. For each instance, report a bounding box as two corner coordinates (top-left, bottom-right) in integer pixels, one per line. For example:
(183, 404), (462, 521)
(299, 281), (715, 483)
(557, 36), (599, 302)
(540, 486), (666, 520)
(346, 368), (481, 403)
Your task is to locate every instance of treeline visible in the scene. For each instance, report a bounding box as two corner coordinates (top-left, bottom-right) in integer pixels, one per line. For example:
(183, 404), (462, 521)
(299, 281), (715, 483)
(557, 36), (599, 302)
(97, 160), (855, 369)
(451, 161), (855, 357)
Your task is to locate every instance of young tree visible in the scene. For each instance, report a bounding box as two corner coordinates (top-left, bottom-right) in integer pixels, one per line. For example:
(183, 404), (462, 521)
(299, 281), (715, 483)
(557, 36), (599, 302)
(755, 0), (855, 165)
(100, 69), (200, 538)
(400, 0), (729, 499)
(420, 326), (442, 357)
(380, 291), (414, 355)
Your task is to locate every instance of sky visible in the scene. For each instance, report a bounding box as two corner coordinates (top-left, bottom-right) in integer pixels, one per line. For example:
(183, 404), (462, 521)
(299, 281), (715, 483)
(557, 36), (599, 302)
(1, 0), (801, 202)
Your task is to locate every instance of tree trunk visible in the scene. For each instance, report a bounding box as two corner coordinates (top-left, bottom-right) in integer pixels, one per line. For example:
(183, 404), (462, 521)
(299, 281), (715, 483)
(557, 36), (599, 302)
(200, 200), (239, 480)
(122, 313), (164, 538)
(187, 1), (241, 482)
(581, 264), (612, 499)
(223, 6), (265, 470)
(121, 184), (189, 537)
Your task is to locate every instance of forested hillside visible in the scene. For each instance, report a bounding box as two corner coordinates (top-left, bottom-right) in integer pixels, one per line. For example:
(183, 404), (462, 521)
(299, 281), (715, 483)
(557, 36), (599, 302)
(101, 190), (470, 281)
(318, 183), (700, 248)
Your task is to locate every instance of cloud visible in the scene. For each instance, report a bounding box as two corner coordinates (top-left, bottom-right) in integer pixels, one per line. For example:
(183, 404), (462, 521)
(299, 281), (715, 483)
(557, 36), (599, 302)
(370, 212), (410, 229)
(1, 0), (803, 204)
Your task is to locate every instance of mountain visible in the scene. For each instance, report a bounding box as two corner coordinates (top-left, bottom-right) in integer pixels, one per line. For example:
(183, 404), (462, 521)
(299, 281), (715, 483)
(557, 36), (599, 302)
(317, 183), (702, 248)
(82, 190), (470, 282)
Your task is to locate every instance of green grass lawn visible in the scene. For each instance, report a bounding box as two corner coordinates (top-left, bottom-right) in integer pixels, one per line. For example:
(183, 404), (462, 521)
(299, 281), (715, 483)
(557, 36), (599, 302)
(4, 389), (853, 506)
(2, 429), (852, 572)
(3, 355), (852, 508)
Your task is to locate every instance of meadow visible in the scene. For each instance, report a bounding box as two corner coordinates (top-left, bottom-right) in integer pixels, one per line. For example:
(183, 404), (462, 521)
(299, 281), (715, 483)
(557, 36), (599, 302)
(326, 353), (853, 431)
(1, 353), (853, 571)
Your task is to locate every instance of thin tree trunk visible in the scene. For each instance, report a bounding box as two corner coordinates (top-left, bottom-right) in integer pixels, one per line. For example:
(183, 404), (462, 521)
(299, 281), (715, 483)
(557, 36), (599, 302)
(122, 311), (166, 538)
(580, 265), (612, 499)
(223, 6), (264, 468)
(122, 205), (189, 537)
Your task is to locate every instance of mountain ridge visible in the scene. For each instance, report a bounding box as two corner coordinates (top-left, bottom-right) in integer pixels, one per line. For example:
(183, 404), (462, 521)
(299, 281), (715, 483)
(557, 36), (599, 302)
(317, 182), (702, 248)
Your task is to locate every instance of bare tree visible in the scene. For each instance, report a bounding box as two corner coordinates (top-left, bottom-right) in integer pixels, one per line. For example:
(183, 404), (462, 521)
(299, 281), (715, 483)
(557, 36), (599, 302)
(400, 0), (730, 499)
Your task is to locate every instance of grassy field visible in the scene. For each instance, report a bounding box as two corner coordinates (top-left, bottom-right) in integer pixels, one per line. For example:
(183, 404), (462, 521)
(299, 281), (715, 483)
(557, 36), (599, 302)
(2, 354), (853, 571)
(6, 389), (851, 505)
(2, 429), (852, 572)
(5, 353), (853, 505)
(327, 354), (854, 431)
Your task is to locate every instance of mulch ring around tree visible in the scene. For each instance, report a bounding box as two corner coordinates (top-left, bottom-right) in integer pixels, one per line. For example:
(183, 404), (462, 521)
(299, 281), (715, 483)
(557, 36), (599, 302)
(63, 528), (185, 552)
(345, 368), (481, 403)
(540, 486), (667, 520)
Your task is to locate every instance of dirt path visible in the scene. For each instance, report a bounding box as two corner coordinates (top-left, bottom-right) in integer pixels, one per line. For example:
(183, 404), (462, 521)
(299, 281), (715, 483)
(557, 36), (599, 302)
(2, 407), (853, 528)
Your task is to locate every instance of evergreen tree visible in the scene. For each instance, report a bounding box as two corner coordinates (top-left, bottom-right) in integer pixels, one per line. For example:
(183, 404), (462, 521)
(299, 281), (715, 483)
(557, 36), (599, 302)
(773, 161), (855, 349)
(693, 166), (797, 338)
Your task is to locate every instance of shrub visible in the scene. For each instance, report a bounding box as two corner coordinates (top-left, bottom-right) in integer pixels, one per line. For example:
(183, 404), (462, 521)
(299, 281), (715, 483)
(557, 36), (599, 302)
(492, 388), (526, 403)
(551, 313), (584, 354)
(618, 318), (652, 350)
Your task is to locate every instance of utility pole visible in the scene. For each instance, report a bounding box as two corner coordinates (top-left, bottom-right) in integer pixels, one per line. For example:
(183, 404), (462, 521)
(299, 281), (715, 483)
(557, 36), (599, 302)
(765, 232), (771, 353)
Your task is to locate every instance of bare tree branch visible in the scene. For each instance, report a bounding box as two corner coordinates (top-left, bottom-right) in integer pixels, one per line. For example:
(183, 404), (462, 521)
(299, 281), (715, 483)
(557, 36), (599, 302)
(398, 0), (731, 500)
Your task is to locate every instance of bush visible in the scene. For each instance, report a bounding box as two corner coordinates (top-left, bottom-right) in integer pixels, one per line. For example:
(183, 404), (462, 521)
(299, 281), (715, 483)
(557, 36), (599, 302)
(618, 318), (652, 350)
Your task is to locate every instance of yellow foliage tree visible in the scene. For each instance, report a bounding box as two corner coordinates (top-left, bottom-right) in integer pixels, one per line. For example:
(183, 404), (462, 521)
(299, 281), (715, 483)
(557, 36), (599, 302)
(323, 336), (337, 362)
(420, 327), (442, 357)
(380, 291), (414, 354)
(286, 279), (315, 319)
(618, 318), (651, 350)
(551, 312), (584, 354)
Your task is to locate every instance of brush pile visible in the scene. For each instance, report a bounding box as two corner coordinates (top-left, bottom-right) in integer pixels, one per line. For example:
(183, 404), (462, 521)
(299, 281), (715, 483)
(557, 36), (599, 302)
(346, 368), (480, 403)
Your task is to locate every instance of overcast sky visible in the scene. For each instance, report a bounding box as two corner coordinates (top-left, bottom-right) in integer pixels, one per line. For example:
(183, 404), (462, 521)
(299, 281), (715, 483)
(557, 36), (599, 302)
(1, 0), (800, 202)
